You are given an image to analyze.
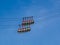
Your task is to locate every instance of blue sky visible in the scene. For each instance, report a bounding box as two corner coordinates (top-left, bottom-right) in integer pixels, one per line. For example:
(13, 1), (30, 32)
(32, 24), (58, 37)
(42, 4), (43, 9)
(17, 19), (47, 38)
(0, 0), (60, 45)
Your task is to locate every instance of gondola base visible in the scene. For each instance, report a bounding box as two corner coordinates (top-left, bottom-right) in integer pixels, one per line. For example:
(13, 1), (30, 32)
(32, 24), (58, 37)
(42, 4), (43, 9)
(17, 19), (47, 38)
(18, 28), (31, 32)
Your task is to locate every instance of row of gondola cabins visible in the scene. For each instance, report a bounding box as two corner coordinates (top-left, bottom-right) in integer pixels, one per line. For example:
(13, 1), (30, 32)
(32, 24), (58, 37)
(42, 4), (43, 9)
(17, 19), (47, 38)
(18, 16), (34, 32)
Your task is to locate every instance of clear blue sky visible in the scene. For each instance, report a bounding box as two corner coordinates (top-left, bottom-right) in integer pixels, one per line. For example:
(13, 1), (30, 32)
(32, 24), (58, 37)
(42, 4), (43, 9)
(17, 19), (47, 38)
(0, 0), (60, 45)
